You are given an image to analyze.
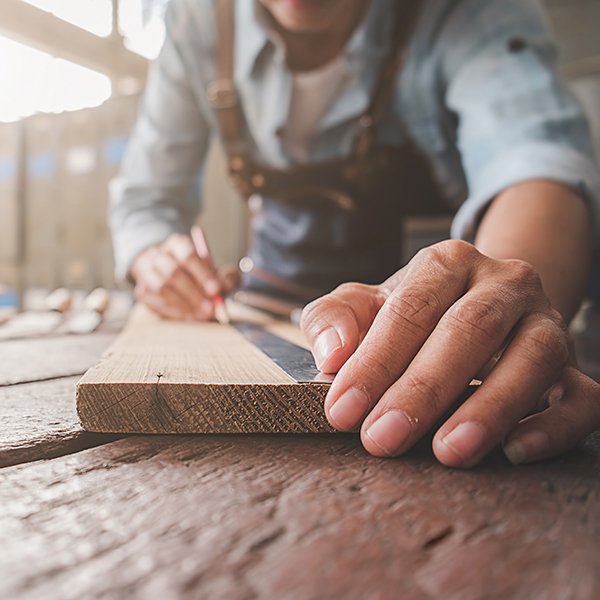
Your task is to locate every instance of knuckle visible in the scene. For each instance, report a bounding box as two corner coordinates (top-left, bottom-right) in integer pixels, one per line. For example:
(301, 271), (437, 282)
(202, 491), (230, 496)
(502, 259), (542, 291)
(301, 282), (376, 333)
(336, 281), (368, 294)
(156, 279), (170, 295)
(384, 289), (441, 335)
(548, 308), (569, 334)
(525, 322), (570, 372)
(167, 232), (186, 245)
(355, 348), (399, 387)
(300, 297), (328, 331)
(167, 261), (185, 282)
(417, 239), (477, 267)
(182, 251), (199, 270)
(401, 371), (447, 414)
(445, 297), (507, 341)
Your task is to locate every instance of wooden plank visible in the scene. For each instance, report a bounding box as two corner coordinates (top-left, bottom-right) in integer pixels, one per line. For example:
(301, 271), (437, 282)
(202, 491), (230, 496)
(0, 377), (121, 468)
(0, 434), (599, 599)
(0, 332), (116, 386)
(77, 305), (333, 434)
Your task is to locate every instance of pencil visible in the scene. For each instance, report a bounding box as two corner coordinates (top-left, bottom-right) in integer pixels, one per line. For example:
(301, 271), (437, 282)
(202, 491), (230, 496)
(190, 225), (231, 325)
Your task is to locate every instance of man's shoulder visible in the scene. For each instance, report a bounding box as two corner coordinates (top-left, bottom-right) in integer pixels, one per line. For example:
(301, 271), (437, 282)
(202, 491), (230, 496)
(428, 0), (546, 34)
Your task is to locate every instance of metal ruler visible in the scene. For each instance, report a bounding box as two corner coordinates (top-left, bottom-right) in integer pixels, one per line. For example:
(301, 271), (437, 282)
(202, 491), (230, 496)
(234, 323), (334, 384)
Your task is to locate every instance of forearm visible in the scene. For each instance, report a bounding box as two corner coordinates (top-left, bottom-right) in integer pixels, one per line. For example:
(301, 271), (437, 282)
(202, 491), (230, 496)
(474, 180), (593, 323)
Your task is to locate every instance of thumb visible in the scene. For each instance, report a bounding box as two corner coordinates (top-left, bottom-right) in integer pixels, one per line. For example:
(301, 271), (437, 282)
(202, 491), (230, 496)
(300, 282), (387, 374)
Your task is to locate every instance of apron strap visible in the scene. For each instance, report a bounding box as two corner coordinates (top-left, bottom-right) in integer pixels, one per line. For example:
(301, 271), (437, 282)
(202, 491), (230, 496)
(210, 0), (252, 187)
(355, 1), (422, 158)
(210, 0), (423, 169)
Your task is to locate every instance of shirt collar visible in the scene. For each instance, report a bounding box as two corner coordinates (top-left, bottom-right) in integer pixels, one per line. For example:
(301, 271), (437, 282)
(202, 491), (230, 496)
(235, 1), (274, 83)
(234, 0), (395, 83)
(233, 0), (397, 146)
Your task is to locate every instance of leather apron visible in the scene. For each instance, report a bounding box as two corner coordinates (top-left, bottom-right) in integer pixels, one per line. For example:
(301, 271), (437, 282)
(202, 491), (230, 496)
(208, 0), (453, 304)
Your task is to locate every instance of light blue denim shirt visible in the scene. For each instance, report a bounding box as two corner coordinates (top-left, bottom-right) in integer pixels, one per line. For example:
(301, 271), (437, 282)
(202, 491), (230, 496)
(110, 0), (600, 282)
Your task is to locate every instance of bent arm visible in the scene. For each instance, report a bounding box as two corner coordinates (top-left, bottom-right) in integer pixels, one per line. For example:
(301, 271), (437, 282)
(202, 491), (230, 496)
(109, 0), (213, 283)
(474, 180), (593, 323)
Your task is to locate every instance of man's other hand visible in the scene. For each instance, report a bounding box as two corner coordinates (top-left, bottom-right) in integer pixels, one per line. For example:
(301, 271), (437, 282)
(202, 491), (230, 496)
(130, 233), (240, 321)
(301, 240), (600, 468)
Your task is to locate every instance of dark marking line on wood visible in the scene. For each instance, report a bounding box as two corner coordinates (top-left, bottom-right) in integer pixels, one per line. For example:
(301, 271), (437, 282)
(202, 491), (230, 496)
(422, 525), (455, 551)
(250, 528), (286, 553)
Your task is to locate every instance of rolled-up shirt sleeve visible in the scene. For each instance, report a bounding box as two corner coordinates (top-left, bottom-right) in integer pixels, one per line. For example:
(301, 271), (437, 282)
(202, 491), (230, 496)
(109, 0), (212, 282)
(441, 0), (600, 248)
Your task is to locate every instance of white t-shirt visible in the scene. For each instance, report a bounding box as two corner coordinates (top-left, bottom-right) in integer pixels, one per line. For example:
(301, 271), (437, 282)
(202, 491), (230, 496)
(283, 56), (349, 163)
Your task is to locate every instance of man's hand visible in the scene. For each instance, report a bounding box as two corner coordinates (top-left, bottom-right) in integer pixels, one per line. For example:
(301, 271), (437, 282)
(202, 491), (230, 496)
(131, 233), (241, 321)
(301, 240), (600, 468)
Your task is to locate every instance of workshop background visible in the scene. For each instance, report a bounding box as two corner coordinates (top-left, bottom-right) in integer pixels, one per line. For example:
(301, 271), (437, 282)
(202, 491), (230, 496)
(0, 0), (599, 306)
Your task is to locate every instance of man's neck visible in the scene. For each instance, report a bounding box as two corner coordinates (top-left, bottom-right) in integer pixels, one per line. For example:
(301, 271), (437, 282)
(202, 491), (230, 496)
(256, 1), (371, 72)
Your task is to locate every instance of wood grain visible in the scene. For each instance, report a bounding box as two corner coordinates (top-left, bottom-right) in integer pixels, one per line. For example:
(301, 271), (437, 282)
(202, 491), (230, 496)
(0, 376), (122, 468)
(0, 332), (116, 386)
(77, 304), (333, 434)
(1, 433), (599, 600)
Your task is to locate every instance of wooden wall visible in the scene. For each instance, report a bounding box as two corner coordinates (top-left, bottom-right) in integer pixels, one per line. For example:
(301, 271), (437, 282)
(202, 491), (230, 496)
(0, 93), (246, 294)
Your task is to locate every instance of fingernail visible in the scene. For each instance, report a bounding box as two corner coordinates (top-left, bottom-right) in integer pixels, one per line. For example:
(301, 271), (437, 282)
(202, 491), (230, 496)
(328, 387), (370, 431)
(503, 430), (549, 465)
(365, 410), (412, 456)
(313, 328), (342, 370)
(441, 422), (487, 463)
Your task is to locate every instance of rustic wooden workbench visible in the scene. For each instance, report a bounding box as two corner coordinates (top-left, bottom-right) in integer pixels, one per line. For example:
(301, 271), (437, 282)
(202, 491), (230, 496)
(1, 312), (599, 599)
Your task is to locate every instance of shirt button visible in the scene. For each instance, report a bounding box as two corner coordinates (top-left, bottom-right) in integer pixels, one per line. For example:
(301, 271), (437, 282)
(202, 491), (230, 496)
(229, 156), (245, 171)
(252, 173), (265, 188)
(508, 37), (527, 52)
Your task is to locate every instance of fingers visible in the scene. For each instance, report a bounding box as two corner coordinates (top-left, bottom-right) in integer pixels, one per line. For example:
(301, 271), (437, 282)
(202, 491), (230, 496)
(323, 242), (489, 432)
(429, 312), (570, 467)
(162, 234), (221, 299)
(358, 292), (541, 460)
(306, 239), (581, 469)
(131, 233), (241, 321)
(139, 287), (198, 321)
(134, 250), (212, 321)
(501, 368), (600, 465)
(301, 282), (387, 374)
(152, 250), (213, 315)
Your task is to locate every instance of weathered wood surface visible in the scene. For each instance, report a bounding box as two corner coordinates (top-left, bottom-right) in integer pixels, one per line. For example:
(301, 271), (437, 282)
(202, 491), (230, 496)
(0, 377), (122, 468)
(1, 433), (599, 600)
(0, 332), (116, 386)
(77, 305), (333, 434)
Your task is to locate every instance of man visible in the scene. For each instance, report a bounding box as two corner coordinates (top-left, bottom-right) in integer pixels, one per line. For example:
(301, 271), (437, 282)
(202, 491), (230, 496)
(111, 0), (600, 467)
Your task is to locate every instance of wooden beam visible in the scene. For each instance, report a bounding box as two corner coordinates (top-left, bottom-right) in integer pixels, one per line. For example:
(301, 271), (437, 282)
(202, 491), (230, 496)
(77, 304), (334, 434)
(0, 0), (148, 83)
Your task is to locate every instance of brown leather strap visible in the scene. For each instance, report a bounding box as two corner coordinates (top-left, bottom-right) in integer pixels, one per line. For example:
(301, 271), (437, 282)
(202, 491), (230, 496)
(355, 1), (422, 157)
(210, 0), (422, 191)
(210, 0), (246, 153)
